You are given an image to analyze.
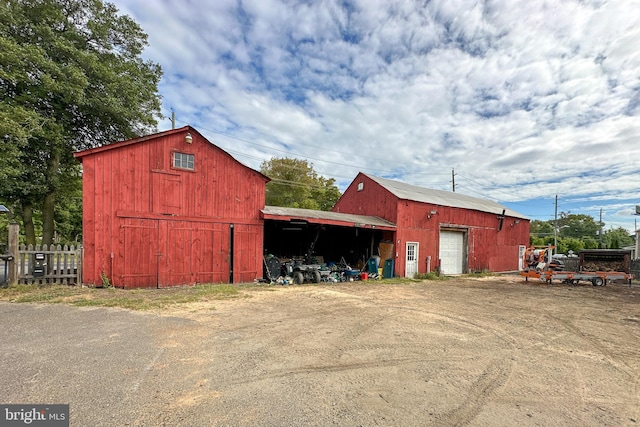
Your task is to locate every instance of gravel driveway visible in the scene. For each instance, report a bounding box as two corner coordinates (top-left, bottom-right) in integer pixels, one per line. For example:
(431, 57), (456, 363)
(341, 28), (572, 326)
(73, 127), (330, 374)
(1, 277), (639, 426)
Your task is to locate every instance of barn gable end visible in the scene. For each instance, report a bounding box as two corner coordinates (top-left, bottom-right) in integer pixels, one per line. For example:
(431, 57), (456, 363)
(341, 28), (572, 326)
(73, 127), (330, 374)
(333, 172), (530, 276)
(74, 126), (269, 288)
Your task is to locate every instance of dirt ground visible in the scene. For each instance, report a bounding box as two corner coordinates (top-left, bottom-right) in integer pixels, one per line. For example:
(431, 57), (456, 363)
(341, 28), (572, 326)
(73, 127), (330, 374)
(151, 275), (640, 426)
(3, 275), (640, 426)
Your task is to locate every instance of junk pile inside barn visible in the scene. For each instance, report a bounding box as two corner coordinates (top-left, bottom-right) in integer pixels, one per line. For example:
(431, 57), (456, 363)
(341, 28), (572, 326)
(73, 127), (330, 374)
(261, 206), (397, 284)
(263, 253), (391, 285)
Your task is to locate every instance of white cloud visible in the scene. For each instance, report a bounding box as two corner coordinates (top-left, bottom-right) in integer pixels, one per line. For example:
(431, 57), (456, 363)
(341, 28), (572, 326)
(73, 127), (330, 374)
(110, 0), (640, 232)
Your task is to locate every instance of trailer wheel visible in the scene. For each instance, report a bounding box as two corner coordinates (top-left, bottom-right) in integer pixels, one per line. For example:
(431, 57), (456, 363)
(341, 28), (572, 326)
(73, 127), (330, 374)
(311, 270), (321, 283)
(293, 271), (304, 285)
(592, 277), (604, 287)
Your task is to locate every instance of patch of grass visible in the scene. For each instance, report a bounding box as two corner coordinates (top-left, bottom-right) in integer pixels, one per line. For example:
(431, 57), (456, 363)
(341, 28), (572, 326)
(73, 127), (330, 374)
(465, 270), (496, 278)
(0, 284), (81, 303)
(71, 296), (153, 310)
(193, 284), (238, 297)
(373, 277), (422, 284)
(0, 283), (244, 311)
(414, 272), (449, 281)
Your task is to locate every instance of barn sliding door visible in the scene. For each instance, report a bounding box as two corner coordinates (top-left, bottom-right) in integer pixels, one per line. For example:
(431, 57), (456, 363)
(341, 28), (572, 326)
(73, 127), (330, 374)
(232, 224), (262, 283)
(118, 219), (160, 288)
(159, 221), (230, 286)
(191, 223), (229, 284)
(163, 221), (192, 285)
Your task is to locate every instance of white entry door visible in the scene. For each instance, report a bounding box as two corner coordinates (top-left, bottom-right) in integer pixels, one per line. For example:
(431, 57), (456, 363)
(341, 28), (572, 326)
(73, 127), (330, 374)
(518, 245), (527, 271)
(405, 242), (419, 278)
(439, 231), (464, 274)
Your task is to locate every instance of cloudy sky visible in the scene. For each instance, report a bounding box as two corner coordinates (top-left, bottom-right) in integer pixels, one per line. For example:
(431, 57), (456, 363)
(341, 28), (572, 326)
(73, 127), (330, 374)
(111, 0), (640, 234)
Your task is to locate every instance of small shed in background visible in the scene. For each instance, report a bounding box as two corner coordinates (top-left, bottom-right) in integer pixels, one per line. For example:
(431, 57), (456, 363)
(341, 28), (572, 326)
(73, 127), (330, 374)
(333, 173), (530, 277)
(74, 126), (269, 288)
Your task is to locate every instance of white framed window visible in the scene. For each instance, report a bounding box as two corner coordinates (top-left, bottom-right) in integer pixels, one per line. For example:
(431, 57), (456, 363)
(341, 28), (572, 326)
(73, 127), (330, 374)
(173, 152), (194, 170)
(357, 182), (364, 191)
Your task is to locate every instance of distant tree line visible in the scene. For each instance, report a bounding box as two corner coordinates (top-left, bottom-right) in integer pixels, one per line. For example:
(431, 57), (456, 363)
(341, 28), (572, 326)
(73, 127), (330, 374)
(530, 212), (635, 254)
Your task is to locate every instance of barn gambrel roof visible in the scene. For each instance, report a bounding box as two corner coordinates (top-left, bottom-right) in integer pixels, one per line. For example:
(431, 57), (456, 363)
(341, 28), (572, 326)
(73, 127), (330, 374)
(364, 174), (528, 220)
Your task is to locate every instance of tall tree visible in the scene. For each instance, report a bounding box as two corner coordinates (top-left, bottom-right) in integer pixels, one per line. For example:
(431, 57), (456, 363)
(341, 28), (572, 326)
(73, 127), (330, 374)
(530, 220), (554, 238)
(0, 0), (162, 245)
(602, 227), (634, 249)
(556, 213), (602, 241)
(260, 157), (342, 211)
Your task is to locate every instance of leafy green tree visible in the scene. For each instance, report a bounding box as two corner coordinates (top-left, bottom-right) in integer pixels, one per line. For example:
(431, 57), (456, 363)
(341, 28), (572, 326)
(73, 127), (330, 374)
(0, 0), (162, 245)
(528, 213), (635, 253)
(556, 213), (602, 240)
(529, 235), (545, 246)
(260, 157), (342, 211)
(530, 220), (554, 238)
(603, 227), (634, 249)
(557, 237), (585, 255)
(53, 170), (82, 245)
(582, 236), (600, 249)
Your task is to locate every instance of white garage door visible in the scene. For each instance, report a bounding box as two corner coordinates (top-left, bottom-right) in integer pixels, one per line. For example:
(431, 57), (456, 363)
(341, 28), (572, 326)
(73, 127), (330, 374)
(439, 231), (464, 275)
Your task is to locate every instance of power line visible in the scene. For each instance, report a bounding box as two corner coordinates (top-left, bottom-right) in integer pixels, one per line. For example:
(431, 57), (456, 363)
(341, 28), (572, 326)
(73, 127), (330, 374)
(163, 111), (636, 219)
(164, 109), (453, 175)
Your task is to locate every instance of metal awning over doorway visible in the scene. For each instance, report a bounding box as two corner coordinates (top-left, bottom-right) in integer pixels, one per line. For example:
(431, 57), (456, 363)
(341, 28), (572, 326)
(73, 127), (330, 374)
(260, 206), (396, 270)
(261, 206), (396, 231)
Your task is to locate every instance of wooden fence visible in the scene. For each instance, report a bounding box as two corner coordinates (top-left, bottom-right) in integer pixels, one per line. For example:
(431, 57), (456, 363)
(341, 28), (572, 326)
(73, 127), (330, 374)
(15, 244), (82, 285)
(2, 224), (82, 286)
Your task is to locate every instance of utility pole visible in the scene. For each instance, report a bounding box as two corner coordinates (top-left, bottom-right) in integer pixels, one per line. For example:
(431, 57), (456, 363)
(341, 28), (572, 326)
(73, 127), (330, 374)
(451, 169), (456, 192)
(599, 208), (603, 247)
(554, 195), (557, 253)
(635, 205), (640, 260)
(171, 111), (176, 129)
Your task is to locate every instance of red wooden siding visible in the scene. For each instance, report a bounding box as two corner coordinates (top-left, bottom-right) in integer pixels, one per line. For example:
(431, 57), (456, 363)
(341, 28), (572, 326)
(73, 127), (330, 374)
(232, 224), (263, 283)
(119, 218), (158, 288)
(333, 174), (399, 224)
(334, 172), (530, 275)
(75, 127), (268, 288)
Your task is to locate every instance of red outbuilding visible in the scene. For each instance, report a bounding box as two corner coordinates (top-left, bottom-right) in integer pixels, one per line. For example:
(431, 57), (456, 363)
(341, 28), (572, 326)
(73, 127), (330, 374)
(74, 126), (269, 288)
(332, 173), (530, 276)
(74, 126), (530, 287)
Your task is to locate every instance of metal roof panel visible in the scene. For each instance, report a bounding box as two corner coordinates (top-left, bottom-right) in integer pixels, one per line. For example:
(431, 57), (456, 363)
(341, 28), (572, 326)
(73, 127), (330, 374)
(261, 206), (396, 229)
(364, 174), (528, 220)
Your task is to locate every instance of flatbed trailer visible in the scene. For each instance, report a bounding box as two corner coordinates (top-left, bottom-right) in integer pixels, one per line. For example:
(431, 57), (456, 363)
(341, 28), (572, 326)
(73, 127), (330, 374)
(521, 270), (634, 286)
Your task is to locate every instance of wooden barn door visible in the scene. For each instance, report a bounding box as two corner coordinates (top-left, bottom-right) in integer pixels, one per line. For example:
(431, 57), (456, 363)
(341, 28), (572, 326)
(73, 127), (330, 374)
(118, 219), (160, 288)
(136, 221), (256, 286)
(159, 221), (231, 286)
(232, 224), (261, 283)
(162, 220), (192, 286)
(191, 223), (229, 284)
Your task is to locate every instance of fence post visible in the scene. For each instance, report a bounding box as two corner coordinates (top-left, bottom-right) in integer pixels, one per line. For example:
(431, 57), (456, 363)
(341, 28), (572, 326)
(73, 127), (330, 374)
(77, 246), (83, 286)
(8, 223), (19, 286)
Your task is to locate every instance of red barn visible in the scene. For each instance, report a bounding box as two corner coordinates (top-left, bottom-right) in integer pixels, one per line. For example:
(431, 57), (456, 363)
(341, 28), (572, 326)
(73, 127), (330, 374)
(333, 173), (530, 276)
(74, 126), (269, 288)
